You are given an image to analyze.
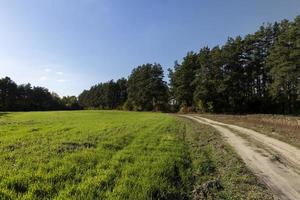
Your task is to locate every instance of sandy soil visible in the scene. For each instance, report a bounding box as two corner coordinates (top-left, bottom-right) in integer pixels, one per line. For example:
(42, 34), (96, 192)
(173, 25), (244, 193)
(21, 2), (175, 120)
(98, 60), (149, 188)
(182, 115), (300, 200)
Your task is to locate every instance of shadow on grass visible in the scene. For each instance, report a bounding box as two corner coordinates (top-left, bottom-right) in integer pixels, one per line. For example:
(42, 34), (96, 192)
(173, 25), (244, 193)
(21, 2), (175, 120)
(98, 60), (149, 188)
(0, 112), (10, 117)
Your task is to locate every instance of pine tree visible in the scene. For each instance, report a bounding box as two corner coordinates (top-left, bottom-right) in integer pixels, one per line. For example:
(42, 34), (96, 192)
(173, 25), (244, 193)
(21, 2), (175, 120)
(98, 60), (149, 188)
(221, 36), (247, 113)
(267, 17), (300, 114)
(127, 63), (168, 111)
(168, 52), (199, 108)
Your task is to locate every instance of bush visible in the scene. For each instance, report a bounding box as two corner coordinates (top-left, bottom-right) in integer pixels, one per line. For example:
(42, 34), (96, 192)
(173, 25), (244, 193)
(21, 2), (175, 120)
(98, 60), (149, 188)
(122, 100), (133, 111)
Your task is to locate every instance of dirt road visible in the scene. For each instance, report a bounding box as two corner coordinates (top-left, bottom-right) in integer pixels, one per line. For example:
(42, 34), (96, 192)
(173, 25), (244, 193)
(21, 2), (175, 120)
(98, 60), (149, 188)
(182, 115), (300, 200)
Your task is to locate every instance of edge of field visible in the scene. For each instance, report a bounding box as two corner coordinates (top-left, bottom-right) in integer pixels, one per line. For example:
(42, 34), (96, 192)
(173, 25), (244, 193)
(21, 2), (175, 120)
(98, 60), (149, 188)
(175, 115), (274, 199)
(200, 114), (300, 148)
(0, 111), (274, 199)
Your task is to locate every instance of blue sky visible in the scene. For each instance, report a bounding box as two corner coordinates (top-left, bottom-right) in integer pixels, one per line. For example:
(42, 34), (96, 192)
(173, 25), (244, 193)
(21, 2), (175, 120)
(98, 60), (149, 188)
(0, 0), (300, 96)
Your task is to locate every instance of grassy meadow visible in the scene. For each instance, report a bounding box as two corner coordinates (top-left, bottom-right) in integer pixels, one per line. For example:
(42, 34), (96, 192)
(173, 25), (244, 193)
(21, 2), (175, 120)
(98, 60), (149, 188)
(0, 111), (272, 199)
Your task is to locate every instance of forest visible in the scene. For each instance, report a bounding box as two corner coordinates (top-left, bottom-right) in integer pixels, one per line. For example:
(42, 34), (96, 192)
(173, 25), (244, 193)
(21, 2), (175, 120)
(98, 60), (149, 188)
(0, 77), (80, 111)
(1, 16), (299, 114)
(169, 16), (300, 114)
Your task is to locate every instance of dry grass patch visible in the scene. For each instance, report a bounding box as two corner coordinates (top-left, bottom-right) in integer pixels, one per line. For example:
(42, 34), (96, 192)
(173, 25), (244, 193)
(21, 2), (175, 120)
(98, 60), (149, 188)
(201, 114), (300, 148)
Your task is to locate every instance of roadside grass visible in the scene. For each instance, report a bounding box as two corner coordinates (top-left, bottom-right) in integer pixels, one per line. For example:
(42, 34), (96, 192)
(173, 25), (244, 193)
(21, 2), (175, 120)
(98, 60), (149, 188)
(201, 114), (300, 148)
(0, 111), (273, 199)
(177, 116), (273, 200)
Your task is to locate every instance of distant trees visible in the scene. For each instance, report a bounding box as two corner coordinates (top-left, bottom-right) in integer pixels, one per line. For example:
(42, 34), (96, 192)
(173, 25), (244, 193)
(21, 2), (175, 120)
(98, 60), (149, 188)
(2, 16), (299, 114)
(0, 77), (81, 111)
(0, 77), (18, 111)
(78, 63), (168, 111)
(61, 96), (81, 110)
(78, 16), (299, 114)
(78, 78), (128, 109)
(193, 46), (225, 113)
(169, 16), (300, 114)
(126, 63), (168, 111)
(267, 17), (300, 114)
(168, 53), (198, 108)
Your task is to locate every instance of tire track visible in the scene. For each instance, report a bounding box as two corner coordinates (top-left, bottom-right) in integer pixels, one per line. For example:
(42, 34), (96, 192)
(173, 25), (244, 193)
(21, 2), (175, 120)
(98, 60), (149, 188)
(182, 115), (300, 200)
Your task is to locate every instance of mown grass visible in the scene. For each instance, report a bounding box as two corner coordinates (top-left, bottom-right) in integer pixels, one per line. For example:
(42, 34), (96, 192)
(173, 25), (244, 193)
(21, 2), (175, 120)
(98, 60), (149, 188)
(0, 111), (273, 199)
(0, 111), (192, 199)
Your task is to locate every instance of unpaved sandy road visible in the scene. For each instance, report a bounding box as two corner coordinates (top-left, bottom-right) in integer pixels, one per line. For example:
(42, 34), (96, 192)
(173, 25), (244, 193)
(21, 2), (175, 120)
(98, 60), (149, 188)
(182, 115), (300, 200)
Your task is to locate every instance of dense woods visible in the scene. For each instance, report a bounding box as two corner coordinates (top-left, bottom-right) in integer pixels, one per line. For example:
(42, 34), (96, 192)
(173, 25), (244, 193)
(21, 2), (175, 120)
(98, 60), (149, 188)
(78, 63), (168, 111)
(169, 16), (300, 114)
(0, 77), (80, 111)
(1, 16), (299, 114)
(78, 78), (127, 109)
(126, 63), (168, 111)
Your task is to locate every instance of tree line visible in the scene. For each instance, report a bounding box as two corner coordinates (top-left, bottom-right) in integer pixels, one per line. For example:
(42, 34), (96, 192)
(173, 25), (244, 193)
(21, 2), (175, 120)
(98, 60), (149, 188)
(169, 16), (300, 114)
(80, 16), (299, 114)
(78, 63), (168, 111)
(0, 77), (80, 111)
(1, 16), (299, 114)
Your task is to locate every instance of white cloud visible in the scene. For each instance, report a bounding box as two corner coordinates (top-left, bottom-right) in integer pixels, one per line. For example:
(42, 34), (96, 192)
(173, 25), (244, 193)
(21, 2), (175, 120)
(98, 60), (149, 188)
(56, 71), (64, 75)
(57, 79), (68, 82)
(44, 68), (52, 72)
(39, 76), (48, 81)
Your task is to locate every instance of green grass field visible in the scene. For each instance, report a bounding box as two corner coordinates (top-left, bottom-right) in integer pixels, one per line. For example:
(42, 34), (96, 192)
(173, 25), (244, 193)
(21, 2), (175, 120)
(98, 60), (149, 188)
(0, 111), (272, 199)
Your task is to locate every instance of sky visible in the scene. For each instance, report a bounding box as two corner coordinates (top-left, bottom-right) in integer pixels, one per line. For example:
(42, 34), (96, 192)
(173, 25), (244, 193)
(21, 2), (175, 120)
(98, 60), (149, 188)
(0, 0), (300, 96)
